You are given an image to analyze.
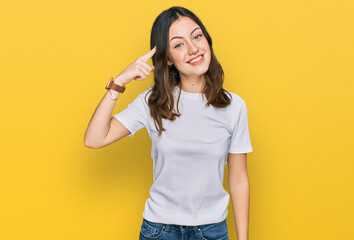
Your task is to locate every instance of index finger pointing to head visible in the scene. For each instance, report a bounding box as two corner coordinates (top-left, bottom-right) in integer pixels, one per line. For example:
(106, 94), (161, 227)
(140, 46), (157, 62)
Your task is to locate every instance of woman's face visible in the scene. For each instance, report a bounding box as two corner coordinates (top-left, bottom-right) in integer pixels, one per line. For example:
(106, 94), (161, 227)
(167, 16), (211, 78)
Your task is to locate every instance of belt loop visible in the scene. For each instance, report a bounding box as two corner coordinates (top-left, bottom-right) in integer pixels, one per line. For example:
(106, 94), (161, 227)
(164, 223), (170, 232)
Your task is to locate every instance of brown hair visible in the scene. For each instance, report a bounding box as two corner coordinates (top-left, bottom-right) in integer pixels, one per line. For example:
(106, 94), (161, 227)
(147, 6), (232, 136)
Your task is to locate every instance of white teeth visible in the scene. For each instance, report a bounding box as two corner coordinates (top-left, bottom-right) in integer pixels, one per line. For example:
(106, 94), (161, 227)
(189, 55), (202, 63)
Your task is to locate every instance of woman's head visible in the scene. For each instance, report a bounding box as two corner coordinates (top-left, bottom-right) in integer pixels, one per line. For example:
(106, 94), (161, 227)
(150, 6), (212, 84)
(167, 16), (211, 80)
(147, 6), (232, 136)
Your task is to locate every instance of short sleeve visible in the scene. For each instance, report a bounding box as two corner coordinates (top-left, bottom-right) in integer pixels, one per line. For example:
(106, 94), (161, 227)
(228, 100), (253, 154)
(113, 93), (147, 137)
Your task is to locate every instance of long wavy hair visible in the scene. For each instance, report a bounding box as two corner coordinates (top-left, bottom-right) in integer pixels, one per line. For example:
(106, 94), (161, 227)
(146, 6), (232, 136)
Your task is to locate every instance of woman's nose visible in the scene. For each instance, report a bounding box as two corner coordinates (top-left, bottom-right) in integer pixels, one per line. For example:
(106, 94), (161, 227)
(188, 43), (198, 55)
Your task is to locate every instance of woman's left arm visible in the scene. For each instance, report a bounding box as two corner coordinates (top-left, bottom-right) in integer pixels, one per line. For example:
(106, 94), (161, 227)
(228, 153), (250, 240)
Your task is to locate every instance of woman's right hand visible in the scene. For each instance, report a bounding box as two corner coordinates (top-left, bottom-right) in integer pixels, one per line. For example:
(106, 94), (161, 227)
(115, 46), (157, 85)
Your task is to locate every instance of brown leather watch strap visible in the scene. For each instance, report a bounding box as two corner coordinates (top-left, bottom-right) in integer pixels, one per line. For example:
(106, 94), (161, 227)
(105, 77), (126, 93)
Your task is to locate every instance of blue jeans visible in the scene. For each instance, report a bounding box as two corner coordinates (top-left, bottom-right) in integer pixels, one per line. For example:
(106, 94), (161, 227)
(139, 218), (229, 240)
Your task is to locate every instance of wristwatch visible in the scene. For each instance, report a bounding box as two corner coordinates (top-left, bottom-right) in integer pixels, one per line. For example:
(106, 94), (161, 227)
(105, 76), (126, 93)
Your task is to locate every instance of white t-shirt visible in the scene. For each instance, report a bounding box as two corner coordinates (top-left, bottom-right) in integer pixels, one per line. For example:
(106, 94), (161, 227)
(113, 85), (253, 226)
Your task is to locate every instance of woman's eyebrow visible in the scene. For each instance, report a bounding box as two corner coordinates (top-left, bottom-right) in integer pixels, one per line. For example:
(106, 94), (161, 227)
(170, 27), (201, 42)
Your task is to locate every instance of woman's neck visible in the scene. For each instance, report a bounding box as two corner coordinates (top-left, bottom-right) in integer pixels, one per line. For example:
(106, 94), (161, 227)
(179, 75), (206, 93)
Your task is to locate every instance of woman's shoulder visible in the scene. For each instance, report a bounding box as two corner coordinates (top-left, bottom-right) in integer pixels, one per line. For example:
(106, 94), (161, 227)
(223, 88), (246, 106)
(134, 85), (154, 104)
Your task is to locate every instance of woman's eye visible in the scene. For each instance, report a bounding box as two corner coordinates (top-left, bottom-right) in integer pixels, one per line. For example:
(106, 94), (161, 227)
(174, 35), (202, 48)
(194, 34), (202, 40)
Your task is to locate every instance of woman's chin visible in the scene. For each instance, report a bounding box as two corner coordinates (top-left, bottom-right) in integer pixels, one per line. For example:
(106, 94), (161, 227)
(175, 62), (210, 77)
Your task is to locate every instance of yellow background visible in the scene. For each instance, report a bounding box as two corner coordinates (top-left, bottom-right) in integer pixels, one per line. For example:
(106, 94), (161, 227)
(1, 0), (353, 239)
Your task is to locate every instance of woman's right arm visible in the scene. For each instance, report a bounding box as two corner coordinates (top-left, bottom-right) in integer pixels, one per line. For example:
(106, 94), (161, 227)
(84, 76), (129, 149)
(84, 46), (156, 149)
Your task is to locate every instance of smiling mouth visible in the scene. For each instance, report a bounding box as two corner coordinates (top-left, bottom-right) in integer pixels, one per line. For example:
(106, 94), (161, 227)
(188, 54), (204, 65)
(188, 54), (203, 63)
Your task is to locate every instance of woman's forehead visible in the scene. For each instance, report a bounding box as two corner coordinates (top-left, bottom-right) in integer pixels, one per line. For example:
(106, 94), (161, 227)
(169, 17), (200, 35)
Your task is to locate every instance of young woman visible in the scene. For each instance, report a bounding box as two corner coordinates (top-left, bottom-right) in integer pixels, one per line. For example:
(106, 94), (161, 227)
(84, 6), (253, 240)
